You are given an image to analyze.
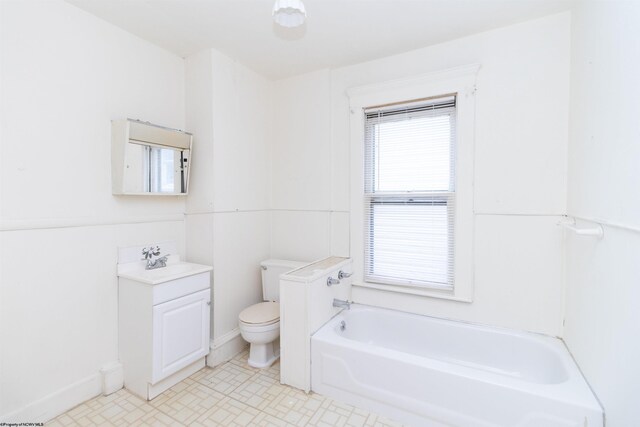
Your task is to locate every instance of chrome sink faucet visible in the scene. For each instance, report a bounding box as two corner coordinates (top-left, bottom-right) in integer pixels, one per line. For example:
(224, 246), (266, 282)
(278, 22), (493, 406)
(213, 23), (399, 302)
(333, 298), (351, 310)
(142, 246), (169, 270)
(146, 256), (168, 270)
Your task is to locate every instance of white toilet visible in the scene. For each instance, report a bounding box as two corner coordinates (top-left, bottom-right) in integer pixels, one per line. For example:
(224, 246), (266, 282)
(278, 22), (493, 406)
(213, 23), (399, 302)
(238, 259), (305, 368)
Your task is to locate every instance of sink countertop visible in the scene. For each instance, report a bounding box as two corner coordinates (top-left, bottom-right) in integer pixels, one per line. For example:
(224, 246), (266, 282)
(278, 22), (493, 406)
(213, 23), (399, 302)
(117, 261), (213, 285)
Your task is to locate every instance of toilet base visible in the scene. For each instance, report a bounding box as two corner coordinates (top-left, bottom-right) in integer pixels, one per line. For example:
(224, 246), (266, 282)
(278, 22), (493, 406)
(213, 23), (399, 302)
(248, 341), (279, 368)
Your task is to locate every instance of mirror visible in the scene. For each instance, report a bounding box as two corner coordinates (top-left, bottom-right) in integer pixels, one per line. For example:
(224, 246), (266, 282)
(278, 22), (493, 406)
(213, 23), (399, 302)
(112, 119), (192, 195)
(123, 142), (189, 194)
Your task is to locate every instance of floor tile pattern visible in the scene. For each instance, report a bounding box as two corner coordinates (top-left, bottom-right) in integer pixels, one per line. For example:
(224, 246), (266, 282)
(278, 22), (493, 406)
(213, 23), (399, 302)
(47, 350), (403, 426)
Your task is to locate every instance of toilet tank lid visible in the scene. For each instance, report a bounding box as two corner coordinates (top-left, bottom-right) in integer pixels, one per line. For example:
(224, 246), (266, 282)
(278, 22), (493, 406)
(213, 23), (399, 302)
(260, 259), (306, 269)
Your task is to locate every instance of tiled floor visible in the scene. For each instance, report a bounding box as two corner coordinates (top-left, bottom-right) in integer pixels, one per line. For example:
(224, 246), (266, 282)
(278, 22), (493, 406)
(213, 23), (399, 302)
(47, 350), (403, 426)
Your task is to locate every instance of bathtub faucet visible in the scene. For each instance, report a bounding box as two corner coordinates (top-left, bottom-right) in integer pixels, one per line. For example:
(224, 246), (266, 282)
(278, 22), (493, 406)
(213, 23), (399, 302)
(333, 298), (351, 310)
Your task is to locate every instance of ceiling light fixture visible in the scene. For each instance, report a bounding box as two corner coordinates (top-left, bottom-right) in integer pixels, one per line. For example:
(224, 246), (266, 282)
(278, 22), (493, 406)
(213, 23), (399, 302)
(272, 0), (307, 28)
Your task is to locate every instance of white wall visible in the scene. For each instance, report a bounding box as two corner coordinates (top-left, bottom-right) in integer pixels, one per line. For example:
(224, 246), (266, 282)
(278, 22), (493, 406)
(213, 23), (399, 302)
(185, 49), (272, 353)
(271, 13), (570, 336)
(0, 0), (186, 421)
(564, 2), (640, 425)
(270, 70), (342, 262)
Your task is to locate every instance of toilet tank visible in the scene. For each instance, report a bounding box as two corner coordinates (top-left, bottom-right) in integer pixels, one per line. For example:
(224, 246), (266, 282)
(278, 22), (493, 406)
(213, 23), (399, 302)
(261, 259), (306, 302)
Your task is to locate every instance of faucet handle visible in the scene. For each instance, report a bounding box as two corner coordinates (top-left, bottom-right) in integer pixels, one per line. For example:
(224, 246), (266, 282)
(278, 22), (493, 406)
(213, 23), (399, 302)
(141, 245), (161, 260)
(338, 270), (352, 280)
(327, 277), (340, 287)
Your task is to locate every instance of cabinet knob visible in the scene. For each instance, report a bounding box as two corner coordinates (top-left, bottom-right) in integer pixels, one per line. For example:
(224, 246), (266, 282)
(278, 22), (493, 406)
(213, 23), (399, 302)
(207, 301), (211, 306)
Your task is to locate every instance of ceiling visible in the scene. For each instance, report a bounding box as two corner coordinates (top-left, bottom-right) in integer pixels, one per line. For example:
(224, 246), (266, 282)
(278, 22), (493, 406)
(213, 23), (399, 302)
(66, 0), (574, 80)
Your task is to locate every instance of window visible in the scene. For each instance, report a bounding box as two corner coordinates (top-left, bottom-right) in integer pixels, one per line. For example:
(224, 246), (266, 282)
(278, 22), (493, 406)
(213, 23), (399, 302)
(364, 95), (456, 290)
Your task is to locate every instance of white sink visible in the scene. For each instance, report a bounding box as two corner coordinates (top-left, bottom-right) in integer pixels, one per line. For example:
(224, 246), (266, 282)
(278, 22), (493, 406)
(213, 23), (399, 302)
(118, 261), (213, 285)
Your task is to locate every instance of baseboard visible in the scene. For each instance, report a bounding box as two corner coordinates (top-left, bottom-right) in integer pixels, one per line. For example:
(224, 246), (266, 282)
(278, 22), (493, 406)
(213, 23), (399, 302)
(0, 374), (102, 423)
(100, 361), (124, 395)
(1, 335), (244, 423)
(207, 328), (247, 368)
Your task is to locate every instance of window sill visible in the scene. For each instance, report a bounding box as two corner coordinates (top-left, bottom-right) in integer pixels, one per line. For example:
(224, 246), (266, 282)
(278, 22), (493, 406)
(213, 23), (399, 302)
(353, 281), (472, 303)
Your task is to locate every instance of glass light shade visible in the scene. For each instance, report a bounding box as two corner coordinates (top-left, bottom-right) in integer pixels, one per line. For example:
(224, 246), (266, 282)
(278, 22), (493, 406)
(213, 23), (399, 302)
(272, 0), (306, 28)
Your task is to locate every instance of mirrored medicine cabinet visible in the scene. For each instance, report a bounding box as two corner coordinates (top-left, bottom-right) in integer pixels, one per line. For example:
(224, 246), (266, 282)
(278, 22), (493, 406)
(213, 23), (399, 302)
(111, 119), (192, 195)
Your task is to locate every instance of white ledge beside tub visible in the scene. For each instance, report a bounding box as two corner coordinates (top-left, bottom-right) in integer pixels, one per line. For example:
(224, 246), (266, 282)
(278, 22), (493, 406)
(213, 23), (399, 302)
(279, 256), (353, 392)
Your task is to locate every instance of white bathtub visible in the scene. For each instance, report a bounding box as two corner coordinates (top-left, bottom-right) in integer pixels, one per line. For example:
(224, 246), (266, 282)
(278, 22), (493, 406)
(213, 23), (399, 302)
(311, 305), (602, 427)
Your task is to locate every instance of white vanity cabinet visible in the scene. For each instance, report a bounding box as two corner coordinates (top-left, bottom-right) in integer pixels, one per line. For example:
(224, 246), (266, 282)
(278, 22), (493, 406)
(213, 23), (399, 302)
(118, 266), (212, 400)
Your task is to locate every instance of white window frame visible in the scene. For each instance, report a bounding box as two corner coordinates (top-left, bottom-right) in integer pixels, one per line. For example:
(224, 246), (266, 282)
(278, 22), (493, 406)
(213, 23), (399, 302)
(348, 64), (479, 302)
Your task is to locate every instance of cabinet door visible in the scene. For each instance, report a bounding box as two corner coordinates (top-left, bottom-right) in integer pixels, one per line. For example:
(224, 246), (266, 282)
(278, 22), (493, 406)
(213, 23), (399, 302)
(152, 289), (210, 383)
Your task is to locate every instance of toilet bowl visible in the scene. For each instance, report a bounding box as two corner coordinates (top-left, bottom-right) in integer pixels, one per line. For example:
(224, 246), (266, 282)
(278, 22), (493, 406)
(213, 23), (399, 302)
(239, 302), (281, 368)
(238, 259), (305, 368)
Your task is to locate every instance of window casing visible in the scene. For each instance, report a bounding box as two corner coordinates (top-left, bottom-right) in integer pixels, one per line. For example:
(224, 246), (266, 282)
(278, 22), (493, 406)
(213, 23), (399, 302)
(364, 96), (456, 291)
(348, 65), (478, 303)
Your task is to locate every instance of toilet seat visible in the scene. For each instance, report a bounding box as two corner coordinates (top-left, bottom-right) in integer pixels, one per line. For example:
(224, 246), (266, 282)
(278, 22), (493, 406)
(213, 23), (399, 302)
(238, 319), (280, 333)
(239, 301), (279, 326)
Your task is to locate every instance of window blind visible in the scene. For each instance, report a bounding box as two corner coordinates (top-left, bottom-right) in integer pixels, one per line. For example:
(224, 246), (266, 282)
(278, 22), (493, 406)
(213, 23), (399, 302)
(364, 95), (456, 290)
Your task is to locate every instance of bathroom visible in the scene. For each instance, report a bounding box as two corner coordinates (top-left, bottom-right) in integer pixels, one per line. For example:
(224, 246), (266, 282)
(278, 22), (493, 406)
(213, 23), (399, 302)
(0, 0), (638, 425)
